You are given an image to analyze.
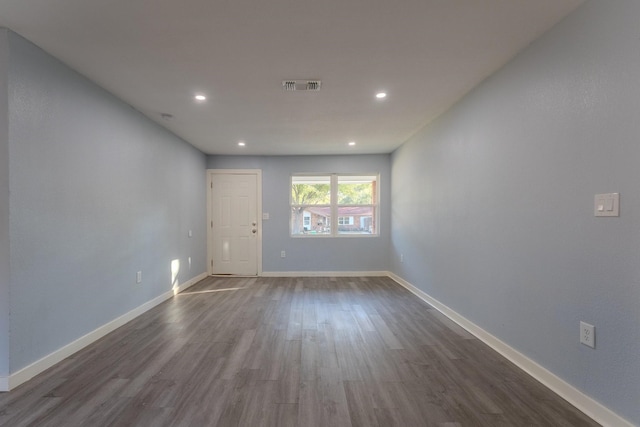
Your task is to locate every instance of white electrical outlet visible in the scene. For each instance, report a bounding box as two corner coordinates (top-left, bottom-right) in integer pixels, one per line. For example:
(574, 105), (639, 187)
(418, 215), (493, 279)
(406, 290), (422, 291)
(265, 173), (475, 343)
(136, 271), (142, 284)
(400, 254), (404, 263)
(580, 321), (595, 348)
(281, 251), (286, 258)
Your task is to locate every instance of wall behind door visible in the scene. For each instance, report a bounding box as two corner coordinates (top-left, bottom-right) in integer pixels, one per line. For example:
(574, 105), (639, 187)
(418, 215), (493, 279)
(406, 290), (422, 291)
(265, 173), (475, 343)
(207, 155), (390, 273)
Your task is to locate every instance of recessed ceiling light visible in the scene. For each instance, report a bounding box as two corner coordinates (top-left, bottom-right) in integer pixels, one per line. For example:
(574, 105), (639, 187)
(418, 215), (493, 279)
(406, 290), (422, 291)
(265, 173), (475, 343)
(238, 141), (246, 147)
(348, 141), (356, 146)
(376, 92), (387, 99)
(194, 94), (207, 101)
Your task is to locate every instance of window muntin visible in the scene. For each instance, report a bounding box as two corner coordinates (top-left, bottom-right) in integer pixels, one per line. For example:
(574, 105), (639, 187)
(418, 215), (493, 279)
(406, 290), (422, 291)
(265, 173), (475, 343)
(291, 174), (378, 237)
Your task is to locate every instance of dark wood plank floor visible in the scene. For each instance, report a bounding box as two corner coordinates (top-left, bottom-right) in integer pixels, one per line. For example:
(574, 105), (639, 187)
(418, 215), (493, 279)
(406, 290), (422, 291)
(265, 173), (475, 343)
(0, 276), (599, 426)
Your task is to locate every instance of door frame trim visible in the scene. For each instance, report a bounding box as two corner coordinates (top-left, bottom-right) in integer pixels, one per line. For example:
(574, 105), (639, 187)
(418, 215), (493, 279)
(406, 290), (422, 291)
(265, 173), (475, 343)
(206, 169), (262, 276)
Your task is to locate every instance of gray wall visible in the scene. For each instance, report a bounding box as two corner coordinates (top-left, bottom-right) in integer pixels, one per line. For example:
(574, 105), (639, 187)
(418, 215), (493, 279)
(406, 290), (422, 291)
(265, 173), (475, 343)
(207, 155), (390, 273)
(0, 29), (10, 380)
(6, 31), (207, 373)
(390, 0), (639, 423)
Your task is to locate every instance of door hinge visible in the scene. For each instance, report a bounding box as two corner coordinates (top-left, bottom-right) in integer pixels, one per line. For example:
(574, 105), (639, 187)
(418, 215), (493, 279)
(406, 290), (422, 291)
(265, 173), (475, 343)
(211, 259), (213, 267)
(210, 182), (213, 189)
(211, 220), (213, 228)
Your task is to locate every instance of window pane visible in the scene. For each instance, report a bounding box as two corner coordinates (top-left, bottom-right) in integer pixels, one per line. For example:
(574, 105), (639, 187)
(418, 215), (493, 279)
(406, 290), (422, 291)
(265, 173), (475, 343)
(337, 206), (375, 234)
(338, 176), (376, 205)
(292, 176), (331, 205)
(291, 206), (331, 235)
(291, 174), (378, 237)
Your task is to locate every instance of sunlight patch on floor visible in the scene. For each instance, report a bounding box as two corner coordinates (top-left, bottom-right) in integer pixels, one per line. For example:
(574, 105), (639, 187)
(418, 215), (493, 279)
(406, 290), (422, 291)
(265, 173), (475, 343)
(177, 287), (246, 296)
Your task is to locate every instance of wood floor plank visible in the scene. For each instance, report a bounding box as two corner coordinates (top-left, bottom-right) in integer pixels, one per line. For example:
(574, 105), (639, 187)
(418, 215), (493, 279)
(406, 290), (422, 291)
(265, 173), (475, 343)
(0, 396), (63, 427)
(298, 380), (322, 427)
(237, 380), (279, 427)
(301, 330), (320, 381)
(0, 276), (601, 427)
(343, 380), (379, 427)
(298, 367), (353, 427)
(368, 314), (404, 350)
(286, 303), (303, 341)
(220, 329), (257, 380)
(274, 339), (301, 404)
(352, 304), (376, 332)
(276, 403), (298, 427)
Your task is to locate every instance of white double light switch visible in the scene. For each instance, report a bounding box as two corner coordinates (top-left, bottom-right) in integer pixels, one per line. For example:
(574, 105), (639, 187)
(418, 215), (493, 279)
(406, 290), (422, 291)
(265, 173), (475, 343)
(594, 193), (619, 217)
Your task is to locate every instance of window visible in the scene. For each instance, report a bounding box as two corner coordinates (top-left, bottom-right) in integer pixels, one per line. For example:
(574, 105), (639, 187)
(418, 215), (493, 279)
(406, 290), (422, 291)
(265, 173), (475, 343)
(303, 212), (311, 230)
(291, 174), (378, 236)
(338, 216), (354, 225)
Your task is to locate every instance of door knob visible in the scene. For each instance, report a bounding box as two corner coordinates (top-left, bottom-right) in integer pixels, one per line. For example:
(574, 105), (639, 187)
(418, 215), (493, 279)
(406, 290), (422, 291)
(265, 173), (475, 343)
(252, 228), (257, 234)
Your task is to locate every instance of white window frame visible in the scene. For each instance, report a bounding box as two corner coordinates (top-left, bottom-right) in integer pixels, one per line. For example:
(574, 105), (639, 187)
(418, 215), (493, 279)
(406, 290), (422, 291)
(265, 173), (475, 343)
(291, 173), (379, 238)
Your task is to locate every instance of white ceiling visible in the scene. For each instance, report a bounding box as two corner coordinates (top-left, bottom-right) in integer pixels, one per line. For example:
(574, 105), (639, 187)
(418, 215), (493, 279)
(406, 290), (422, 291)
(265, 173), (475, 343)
(0, 0), (584, 156)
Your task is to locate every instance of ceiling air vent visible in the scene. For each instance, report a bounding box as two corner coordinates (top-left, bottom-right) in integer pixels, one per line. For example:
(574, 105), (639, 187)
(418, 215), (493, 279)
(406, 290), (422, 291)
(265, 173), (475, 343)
(282, 80), (322, 91)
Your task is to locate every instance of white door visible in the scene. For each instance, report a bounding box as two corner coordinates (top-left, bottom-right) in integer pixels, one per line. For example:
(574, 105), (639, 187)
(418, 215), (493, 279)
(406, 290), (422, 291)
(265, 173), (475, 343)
(208, 170), (261, 275)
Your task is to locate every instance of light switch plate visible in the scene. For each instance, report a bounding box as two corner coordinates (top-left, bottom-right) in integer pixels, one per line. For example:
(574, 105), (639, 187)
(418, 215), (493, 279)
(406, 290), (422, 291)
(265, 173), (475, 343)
(594, 193), (619, 217)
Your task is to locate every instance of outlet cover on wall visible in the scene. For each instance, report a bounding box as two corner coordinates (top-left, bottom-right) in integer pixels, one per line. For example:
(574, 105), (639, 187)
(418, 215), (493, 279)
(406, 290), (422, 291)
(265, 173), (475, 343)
(580, 321), (595, 348)
(136, 271), (142, 284)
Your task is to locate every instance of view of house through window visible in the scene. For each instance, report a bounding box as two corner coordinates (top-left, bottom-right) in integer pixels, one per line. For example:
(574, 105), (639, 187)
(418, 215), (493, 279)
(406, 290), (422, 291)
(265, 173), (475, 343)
(291, 174), (378, 236)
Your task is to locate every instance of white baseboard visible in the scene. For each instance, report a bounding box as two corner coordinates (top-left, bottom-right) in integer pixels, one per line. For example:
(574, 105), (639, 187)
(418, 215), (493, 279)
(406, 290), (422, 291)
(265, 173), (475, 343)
(261, 271), (389, 277)
(4, 272), (208, 392)
(387, 272), (635, 427)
